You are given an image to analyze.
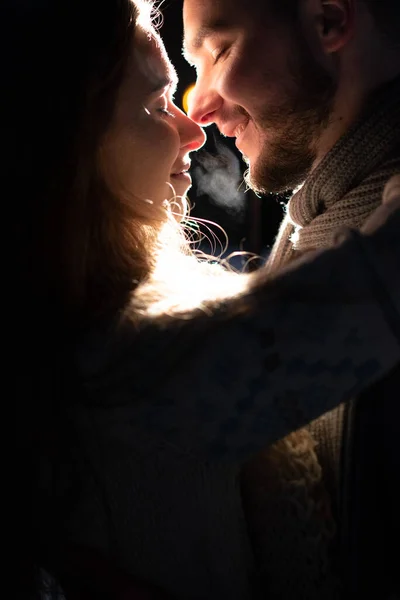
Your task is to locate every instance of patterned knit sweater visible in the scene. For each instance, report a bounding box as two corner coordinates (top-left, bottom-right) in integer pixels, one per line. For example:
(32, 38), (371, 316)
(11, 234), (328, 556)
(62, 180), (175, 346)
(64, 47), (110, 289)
(60, 213), (400, 600)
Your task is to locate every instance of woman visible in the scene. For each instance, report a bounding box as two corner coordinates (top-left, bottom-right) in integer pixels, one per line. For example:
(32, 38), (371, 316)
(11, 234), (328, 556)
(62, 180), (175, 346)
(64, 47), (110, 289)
(5, 0), (399, 599)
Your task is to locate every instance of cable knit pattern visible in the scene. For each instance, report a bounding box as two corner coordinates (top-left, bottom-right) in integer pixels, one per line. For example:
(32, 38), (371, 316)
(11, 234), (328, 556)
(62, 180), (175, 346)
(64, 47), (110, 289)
(268, 76), (400, 267)
(242, 431), (341, 600)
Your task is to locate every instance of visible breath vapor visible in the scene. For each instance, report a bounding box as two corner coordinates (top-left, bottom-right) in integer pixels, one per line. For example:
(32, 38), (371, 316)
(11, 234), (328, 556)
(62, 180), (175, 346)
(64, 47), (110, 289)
(192, 142), (246, 218)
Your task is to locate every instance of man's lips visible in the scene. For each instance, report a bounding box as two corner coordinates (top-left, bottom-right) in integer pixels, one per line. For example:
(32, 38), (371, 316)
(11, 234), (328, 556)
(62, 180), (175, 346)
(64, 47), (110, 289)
(219, 119), (249, 139)
(234, 122), (247, 138)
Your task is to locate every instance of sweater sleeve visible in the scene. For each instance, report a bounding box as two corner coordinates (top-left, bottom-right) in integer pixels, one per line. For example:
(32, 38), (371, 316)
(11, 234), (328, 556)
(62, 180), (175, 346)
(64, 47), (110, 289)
(81, 209), (400, 464)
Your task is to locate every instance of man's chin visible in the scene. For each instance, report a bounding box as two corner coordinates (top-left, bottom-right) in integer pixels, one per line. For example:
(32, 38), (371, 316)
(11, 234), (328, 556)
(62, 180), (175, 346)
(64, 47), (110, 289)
(243, 162), (285, 195)
(244, 149), (313, 195)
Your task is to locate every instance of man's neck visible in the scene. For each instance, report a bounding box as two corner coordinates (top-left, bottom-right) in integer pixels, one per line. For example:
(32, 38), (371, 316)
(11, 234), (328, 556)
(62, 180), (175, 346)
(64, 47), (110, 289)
(312, 51), (400, 171)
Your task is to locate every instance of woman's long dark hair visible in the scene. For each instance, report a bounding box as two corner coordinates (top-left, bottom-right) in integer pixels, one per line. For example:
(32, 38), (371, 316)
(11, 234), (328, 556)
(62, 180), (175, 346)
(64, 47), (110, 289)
(3, 1), (149, 324)
(2, 1), (143, 596)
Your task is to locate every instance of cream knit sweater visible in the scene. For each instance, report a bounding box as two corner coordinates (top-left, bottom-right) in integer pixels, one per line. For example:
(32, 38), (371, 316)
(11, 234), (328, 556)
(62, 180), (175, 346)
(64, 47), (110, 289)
(60, 217), (400, 600)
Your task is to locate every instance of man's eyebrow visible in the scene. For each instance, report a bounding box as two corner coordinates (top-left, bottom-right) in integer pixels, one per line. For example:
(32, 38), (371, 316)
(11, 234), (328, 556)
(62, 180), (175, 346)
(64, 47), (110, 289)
(182, 21), (229, 61)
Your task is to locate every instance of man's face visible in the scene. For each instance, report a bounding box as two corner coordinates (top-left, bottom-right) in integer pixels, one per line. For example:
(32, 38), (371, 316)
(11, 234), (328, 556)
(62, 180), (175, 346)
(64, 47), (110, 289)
(183, 0), (337, 193)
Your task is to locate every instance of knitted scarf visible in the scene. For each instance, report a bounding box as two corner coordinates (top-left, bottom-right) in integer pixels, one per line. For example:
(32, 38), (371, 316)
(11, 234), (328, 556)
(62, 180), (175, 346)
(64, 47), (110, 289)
(241, 75), (400, 600)
(268, 75), (400, 270)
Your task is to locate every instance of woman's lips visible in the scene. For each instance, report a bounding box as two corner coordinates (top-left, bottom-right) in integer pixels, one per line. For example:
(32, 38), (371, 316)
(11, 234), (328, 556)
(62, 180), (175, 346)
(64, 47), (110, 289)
(170, 171), (192, 186)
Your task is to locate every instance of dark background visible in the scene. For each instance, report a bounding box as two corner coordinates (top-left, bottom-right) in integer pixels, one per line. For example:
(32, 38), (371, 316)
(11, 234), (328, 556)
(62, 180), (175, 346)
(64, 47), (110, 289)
(161, 0), (286, 267)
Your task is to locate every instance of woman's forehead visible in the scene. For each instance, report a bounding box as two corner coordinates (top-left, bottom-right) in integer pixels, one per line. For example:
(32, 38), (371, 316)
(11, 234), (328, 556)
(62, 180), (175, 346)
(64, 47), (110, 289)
(134, 26), (178, 92)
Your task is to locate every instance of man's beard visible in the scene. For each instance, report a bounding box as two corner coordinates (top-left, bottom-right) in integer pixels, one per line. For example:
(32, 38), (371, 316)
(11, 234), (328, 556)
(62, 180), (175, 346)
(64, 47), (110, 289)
(245, 31), (337, 195)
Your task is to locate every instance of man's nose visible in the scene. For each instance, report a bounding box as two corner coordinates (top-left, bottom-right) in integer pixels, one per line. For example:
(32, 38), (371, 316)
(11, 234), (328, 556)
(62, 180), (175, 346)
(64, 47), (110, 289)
(187, 82), (222, 126)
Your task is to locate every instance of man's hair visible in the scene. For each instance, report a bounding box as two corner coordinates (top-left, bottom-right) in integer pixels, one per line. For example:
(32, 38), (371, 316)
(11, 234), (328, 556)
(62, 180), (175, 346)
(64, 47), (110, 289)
(267, 0), (400, 42)
(363, 0), (400, 42)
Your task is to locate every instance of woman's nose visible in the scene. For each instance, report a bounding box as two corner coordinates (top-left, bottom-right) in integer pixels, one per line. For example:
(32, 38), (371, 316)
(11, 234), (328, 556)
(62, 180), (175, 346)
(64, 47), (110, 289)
(178, 109), (206, 152)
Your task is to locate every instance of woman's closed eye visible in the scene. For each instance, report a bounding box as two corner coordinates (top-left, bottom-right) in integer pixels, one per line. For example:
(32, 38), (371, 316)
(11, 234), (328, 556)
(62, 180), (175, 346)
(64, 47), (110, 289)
(156, 94), (176, 119)
(143, 94), (176, 119)
(157, 106), (175, 118)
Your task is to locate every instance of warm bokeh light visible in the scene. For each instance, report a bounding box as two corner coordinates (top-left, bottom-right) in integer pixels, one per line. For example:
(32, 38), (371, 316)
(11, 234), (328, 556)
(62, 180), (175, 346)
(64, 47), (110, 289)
(182, 83), (195, 114)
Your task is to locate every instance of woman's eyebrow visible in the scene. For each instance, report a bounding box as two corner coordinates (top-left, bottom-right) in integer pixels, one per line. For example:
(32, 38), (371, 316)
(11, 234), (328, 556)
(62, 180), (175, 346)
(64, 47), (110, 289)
(150, 66), (178, 96)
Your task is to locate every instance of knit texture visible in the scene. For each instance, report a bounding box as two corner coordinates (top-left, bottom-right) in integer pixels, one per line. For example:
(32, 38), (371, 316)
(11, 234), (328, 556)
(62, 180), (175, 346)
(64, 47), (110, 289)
(242, 430), (341, 600)
(67, 223), (400, 600)
(268, 76), (400, 268)
(241, 75), (400, 600)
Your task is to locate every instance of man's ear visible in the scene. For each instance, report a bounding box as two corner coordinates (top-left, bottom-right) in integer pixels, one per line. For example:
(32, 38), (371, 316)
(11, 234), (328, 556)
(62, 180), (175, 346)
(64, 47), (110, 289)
(317, 0), (356, 52)
(301, 0), (356, 54)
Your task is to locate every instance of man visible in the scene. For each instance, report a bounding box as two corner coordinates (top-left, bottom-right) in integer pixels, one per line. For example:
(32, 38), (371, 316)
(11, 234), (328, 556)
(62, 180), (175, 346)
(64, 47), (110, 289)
(182, 1), (400, 598)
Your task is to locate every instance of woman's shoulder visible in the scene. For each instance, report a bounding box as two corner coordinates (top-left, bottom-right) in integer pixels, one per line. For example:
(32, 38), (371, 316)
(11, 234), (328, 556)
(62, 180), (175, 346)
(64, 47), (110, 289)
(74, 315), (196, 404)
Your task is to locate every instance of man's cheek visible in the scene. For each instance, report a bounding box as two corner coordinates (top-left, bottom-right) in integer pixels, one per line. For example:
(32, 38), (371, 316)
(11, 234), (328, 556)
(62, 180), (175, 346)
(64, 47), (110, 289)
(221, 62), (256, 104)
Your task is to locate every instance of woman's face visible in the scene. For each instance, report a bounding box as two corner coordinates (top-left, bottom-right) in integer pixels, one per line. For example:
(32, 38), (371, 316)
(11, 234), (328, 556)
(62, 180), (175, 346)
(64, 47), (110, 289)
(101, 25), (206, 219)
